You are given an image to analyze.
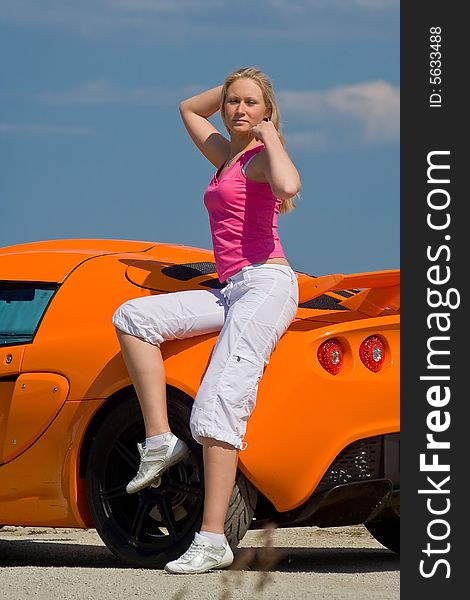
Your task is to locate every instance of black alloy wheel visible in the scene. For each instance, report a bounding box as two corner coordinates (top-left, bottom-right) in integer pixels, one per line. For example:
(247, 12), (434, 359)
(85, 393), (204, 568)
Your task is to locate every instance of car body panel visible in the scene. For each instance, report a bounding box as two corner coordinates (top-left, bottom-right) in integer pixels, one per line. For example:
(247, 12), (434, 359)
(0, 239), (155, 283)
(0, 399), (100, 527)
(240, 316), (399, 511)
(1, 372), (69, 463)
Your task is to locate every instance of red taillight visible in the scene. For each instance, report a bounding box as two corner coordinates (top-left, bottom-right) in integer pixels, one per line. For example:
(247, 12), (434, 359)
(360, 335), (385, 372)
(317, 338), (344, 375)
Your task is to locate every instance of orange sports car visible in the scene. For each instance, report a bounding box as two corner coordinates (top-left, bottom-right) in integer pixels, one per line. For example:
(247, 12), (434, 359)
(0, 239), (400, 567)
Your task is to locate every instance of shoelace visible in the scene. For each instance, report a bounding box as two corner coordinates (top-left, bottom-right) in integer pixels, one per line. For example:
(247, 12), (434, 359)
(180, 542), (205, 560)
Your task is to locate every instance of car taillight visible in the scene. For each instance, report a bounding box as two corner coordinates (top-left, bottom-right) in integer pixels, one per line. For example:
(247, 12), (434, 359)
(360, 335), (385, 372)
(317, 338), (344, 375)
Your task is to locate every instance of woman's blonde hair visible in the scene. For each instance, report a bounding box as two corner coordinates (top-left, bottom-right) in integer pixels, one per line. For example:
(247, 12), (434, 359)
(220, 66), (296, 214)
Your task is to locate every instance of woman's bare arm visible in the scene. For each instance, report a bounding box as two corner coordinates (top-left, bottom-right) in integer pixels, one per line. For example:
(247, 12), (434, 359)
(251, 121), (301, 200)
(179, 86), (229, 168)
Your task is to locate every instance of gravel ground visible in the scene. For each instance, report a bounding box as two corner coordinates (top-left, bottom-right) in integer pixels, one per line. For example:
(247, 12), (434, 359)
(0, 524), (399, 599)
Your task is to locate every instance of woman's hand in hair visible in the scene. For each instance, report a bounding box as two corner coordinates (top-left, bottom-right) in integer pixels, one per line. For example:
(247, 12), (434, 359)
(251, 119), (279, 144)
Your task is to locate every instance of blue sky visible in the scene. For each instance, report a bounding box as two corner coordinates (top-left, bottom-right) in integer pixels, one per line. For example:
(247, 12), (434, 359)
(0, 0), (399, 277)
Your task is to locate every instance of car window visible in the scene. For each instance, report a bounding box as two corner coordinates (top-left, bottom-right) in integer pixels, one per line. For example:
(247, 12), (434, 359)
(0, 282), (58, 346)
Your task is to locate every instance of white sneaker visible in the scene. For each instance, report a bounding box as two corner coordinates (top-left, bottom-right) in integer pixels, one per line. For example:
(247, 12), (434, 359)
(126, 434), (188, 494)
(164, 532), (234, 574)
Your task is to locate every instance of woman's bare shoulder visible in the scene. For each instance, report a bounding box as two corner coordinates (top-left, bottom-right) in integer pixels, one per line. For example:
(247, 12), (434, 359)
(204, 131), (231, 168)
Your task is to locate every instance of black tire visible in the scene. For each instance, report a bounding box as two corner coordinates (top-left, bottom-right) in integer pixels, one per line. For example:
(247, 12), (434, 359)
(365, 515), (400, 554)
(85, 392), (257, 568)
(225, 468), (258, 549)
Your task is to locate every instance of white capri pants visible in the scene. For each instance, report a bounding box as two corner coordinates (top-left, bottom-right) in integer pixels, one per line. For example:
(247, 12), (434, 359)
(112, 263), (299, 449)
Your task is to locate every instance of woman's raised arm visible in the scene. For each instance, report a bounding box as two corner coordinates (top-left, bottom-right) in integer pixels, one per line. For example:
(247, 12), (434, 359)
(179, 86), (229, 168)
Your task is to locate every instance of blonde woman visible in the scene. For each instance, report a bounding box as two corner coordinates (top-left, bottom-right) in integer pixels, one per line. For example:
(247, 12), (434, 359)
(112, 66), (301, 573)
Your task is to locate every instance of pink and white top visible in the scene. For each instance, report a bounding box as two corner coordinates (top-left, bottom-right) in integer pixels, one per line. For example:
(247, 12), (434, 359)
(203, 144), (286, 283)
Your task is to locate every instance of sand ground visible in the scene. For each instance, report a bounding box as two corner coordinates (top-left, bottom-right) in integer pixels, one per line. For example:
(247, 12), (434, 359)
(0, 524), (399, 599)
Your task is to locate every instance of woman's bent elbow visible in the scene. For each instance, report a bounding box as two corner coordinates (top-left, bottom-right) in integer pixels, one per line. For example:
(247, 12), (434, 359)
(275, 183), (301, 201)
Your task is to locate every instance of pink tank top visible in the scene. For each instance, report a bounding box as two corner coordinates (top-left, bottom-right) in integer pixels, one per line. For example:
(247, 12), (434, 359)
(203, 144), (286, 283)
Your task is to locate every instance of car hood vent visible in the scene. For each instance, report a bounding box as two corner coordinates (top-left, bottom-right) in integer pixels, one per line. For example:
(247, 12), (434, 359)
(126, 259), (224, 292)
(161, 262), (218, 281)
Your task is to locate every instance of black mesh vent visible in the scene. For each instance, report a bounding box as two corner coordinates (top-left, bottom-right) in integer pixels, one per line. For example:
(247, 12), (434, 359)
(299, 295), (350, 310)
(161, 262), (218, 281)
(316, 436), (382, 492)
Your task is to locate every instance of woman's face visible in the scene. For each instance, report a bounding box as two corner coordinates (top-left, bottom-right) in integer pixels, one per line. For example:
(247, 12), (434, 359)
(223, 78), (268, 136)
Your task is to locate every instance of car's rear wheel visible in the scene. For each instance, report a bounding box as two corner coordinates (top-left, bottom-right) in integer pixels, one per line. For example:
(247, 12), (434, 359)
(85, 392), (257, 568)
(365, 515), (400, 554)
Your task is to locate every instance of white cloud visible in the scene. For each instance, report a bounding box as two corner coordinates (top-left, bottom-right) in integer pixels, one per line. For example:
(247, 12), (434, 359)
(0, 122), (95, 136)
(280, 80), (399, 147)
(284, 130), (330, 152)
